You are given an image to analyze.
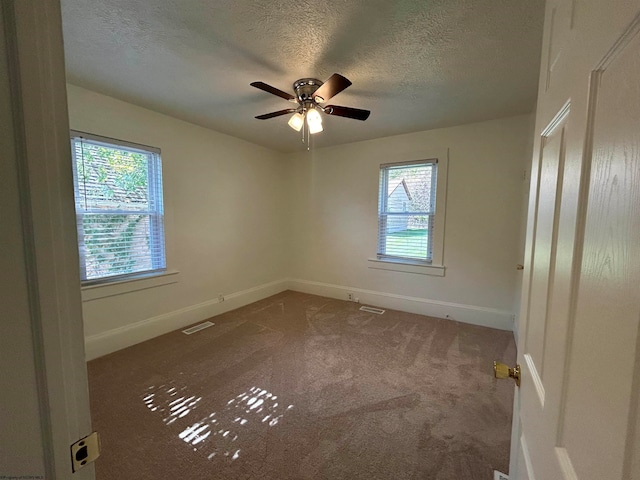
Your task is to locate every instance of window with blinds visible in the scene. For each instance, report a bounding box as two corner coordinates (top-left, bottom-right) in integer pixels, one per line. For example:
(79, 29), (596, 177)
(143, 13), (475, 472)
(70, 132), (166, 284)
(377, 160), (438, 262)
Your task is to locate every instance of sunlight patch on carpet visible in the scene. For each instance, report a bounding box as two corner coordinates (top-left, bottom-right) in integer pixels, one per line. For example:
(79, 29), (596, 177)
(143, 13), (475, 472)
(142, 384), (294, 462)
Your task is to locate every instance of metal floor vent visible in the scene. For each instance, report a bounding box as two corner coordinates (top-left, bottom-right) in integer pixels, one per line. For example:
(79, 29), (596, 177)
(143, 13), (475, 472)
(359, 306), (385, 315)
(182, 321), (214, 335)
(494, 471), (509, 480)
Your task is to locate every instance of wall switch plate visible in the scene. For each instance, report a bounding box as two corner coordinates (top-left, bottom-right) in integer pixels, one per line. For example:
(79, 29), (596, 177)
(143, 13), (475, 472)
(71, 431), (100, 472)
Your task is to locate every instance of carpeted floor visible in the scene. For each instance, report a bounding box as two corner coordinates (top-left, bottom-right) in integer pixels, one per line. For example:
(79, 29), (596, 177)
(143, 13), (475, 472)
(88, 291), (516, 479)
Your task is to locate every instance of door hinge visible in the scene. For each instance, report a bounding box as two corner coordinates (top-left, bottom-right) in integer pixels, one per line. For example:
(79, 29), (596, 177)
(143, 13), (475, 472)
(71, 431), (100, 472)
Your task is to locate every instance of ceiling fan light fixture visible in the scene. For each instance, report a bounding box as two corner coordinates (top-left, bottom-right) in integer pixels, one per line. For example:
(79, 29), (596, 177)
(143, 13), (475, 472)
(288, 112), (304, 131)
(306, 108), (323, 134)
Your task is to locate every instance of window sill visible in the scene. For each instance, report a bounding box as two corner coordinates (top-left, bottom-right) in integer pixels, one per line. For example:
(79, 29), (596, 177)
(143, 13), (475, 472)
(81, 270), (180, 302)
(367, 258), (446, 276)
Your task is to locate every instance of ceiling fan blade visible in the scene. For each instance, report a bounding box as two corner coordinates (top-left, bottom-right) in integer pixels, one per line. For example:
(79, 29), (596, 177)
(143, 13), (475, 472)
(325, 105), (371, 121)
(312, 74), (352, 102)
(255, 109), (297, 120)
(250, 81), (295, 101)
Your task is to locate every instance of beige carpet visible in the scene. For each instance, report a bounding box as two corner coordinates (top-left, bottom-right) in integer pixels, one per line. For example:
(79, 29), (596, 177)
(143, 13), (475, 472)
(88, 291), (516, 479)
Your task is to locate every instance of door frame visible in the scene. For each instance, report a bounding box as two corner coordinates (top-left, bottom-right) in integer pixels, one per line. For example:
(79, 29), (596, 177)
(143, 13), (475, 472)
(2, 1), (94, 478)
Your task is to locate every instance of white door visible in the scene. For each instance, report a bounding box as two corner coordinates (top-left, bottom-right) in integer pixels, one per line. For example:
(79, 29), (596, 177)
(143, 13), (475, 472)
(0, 1), (95, 478)
(510, 1), (640, 479)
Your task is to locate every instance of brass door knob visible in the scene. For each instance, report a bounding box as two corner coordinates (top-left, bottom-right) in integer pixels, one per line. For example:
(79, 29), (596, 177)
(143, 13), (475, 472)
(494, 361), (521, 387)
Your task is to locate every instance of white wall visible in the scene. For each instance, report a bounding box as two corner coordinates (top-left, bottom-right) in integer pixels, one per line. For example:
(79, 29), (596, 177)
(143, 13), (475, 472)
(286, 115), (532, 330)
(68, 84), (531, 356)
(67, 85), (289, 359)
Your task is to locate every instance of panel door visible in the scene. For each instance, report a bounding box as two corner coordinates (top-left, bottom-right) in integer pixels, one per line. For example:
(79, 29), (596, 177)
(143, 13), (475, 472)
(513, 2), (640, 479)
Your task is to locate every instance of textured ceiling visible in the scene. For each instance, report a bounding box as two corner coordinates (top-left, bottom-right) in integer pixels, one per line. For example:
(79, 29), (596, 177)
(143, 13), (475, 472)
(60, 0), (544, 152)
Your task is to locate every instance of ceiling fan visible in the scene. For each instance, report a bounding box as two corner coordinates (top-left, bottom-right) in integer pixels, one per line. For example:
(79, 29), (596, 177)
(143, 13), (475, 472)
(250, 73), (371, 135)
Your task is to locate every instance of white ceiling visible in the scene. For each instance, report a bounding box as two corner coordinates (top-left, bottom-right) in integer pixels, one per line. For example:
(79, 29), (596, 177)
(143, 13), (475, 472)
(60, 0), (545, 153)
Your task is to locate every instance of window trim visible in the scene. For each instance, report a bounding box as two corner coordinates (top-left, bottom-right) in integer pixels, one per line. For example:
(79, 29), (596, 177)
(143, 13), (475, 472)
(81, 270), (180, 302)
(367, 257), (446, 276)
(372, 148), (448, 274)
(70, 130), (167, 285)
(70, 130), (160, 155)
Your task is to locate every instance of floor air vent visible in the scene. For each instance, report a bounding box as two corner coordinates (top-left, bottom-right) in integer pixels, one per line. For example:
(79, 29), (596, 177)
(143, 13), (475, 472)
(359, 306), (385, 315)
(494, 471), (509, 480)
(182, 321), (214, 335)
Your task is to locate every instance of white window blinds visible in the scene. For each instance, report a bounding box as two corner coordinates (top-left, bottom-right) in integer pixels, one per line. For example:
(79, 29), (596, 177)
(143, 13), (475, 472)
(70, 132), (166, 283)
(377, 160), (438, 262)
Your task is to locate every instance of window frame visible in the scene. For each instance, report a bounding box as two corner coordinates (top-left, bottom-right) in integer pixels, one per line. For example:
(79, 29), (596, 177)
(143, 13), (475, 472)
(370, 150), (448, 276)
(70, 130), (167, 285)
(377, 159), (438, 263)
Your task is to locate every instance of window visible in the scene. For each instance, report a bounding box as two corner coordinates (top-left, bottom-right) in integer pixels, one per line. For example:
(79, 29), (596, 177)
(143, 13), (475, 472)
(70, 132), (166, 284)
(377, 160), (438, 263)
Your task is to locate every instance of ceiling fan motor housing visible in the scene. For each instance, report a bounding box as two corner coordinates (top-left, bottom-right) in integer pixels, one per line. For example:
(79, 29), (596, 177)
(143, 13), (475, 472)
(293, 78), (324, 104)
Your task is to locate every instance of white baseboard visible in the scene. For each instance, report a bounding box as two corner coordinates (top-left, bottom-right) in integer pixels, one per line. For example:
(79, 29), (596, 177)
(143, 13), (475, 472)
(287, 278), (514, 331)
(84, 278), (289, 360)
(85, 277), (515, 360)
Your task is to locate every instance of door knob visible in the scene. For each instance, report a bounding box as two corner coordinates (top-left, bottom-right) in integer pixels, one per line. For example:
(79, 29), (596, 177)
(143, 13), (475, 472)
(494, 361), (521, 387)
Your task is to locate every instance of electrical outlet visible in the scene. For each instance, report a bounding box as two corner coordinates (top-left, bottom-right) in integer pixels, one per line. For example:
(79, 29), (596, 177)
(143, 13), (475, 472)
(218, 293), (224, 302)
(347, 293), (354, 301)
